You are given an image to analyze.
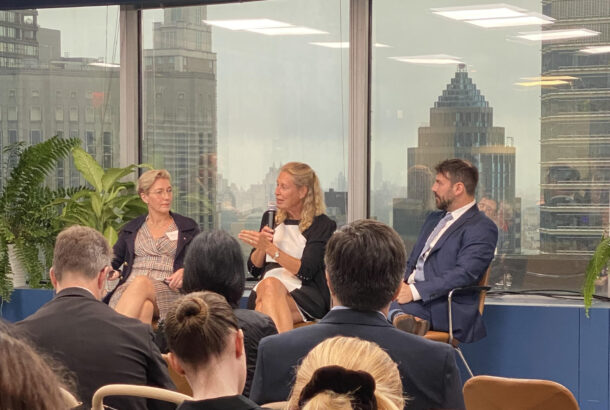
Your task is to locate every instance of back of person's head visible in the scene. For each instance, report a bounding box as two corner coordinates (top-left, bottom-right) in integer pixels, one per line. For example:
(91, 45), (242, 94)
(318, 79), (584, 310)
(0, 331), (74, 409)
(164, 291), (239, 367)
(52, 225), (112, 282)
(182, 230), (245, 306)
(435, 158), (479, 196)
(288, 336), (404, 410)
(325, 219), (405, 311)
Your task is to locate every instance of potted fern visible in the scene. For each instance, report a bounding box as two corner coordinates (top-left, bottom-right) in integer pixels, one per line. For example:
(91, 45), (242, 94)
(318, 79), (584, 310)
(58, 147), (149, 246)
(0, 136), (81, 301)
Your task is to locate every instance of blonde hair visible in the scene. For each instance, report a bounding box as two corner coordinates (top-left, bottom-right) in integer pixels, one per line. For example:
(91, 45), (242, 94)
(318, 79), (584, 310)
(287, 337), (405, 410)
(138, 169), (171, 195)
(277, 162), (325, 232)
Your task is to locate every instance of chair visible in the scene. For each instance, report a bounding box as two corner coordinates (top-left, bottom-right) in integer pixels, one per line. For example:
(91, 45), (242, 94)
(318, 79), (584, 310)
(91, 384), (192, 410)
(162, 353), (193, 396)
(424, 266), (491, 378)
(59, 387), (81, 409)
(463, 375), (579, 410)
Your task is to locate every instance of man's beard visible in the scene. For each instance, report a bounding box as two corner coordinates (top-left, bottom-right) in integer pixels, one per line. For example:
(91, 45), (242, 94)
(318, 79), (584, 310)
(435, 195), (452, 211)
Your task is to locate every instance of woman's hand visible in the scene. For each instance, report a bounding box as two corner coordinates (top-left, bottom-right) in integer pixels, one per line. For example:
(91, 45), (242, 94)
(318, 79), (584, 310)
(238, 226), (274, 250)
(166, 268), (184, 291)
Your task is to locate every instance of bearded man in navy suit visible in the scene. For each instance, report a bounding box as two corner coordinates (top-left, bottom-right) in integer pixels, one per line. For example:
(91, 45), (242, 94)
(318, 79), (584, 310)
(391, 158), (498, 343)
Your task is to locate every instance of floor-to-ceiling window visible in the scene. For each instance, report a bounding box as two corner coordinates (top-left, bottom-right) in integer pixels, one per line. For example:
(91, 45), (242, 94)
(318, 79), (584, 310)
(371, 0), (610, 296)
(141, 0), (349, 261)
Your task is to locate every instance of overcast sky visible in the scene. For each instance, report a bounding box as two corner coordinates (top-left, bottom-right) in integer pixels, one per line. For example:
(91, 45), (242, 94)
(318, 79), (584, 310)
(38, 0), (542, 208)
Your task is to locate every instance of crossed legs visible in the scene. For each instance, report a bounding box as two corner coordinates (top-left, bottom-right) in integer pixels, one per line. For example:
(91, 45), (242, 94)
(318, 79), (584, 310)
(114, 276), (159, 326)
(255, 277), (303, 333)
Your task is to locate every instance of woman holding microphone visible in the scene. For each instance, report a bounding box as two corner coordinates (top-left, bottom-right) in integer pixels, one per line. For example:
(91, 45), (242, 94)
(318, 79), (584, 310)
(238, 162), (336, 333)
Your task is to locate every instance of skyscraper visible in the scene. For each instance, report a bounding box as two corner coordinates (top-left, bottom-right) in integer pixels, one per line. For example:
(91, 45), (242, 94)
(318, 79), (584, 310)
(394, 64), (520, 253)
(539, 0), (610, 254)
(142, 6), (218, 230)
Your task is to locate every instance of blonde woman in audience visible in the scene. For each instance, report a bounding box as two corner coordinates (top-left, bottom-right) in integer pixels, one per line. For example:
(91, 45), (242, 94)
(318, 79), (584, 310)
(164, 291), (263, 410)
(0, 322), (78, 410)
(287, 336), (405, 410)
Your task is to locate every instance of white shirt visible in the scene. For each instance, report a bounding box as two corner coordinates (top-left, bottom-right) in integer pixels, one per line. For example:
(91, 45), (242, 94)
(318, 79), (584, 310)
(408, 200), (476, 301)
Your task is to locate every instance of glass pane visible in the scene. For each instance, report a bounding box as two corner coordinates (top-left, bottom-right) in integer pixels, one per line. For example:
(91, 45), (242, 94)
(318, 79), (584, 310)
(0, 7), (121, 188)
(142, 0), (349, 258)
(371, 1), (610, 296)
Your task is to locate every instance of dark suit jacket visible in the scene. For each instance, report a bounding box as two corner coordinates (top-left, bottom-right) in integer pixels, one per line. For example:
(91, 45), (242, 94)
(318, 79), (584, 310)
(104, 211), (200, 303)
(249, 308), (464, 410)
(402, 205), (497, 343)
(178, 395), (263, 410)
(16, 288), (175, 410)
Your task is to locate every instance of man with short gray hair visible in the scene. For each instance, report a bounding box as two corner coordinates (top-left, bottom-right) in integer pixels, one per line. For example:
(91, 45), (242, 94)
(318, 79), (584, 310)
(16, 225), (175, 410)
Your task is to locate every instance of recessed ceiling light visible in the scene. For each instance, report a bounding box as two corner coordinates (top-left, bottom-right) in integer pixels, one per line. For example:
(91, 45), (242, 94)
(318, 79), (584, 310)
(89, 62), (120, 68)
(515, 80), (570, 86)
(432, 4), (526, 21)
(390, 54), (463, 65)
(203, 19), (291, 30)
(580, 45), (610, 54)
(310, 42), (391, 49)
(517, 28), (599, 41)
(466, 14), (554, 28)
(248, 27), (327, 36)
(522, 76), (577, 81)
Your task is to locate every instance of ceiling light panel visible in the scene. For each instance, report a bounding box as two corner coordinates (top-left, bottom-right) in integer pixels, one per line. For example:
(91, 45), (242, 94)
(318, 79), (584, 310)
(390, 54), (463, 65)
(203, 19), (291, 30)
(466, 14), (554, 28)
(432, 4), (526, 21)
(517, 28), (599, 41)
(581, 45), (610, 54)
(248, 27), (327, 35)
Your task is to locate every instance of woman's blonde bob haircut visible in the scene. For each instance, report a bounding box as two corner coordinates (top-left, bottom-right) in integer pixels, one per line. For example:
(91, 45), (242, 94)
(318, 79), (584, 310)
(287, 336), (405, 410)
(276, 162), (325, 232)
(137, 169), (171, 195)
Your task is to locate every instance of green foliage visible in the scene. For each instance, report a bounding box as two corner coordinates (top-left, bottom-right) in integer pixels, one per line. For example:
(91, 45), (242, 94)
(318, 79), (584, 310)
(583, 235), (610, 317)
(58, 147), (149, 246)
(0, 136), (81, 301)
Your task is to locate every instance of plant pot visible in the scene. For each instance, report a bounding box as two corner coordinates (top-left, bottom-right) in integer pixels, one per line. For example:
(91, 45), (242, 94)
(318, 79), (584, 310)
(8, 244), (27, 288)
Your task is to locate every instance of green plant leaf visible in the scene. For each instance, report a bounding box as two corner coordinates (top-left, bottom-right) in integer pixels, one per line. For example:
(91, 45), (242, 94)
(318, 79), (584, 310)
(104, 226), (118, 247)
(72, 147), (104, 191)
(583, 236), (610, 317)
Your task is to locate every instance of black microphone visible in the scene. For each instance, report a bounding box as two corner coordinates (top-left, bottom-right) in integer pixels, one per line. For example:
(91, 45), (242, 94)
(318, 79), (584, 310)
(267, 201), (277, 230)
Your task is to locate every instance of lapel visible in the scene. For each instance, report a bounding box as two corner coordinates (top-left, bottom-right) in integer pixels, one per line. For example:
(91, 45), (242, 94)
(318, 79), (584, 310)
(319, 308), (393, 328)
(429, 204), (478, 255)
(412, 212), (445, 258)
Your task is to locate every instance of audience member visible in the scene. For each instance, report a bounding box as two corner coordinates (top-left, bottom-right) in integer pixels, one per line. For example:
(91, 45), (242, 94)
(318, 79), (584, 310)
(0, 329), (76, 410)
(106, 169), (200, 320)
(164, 291), (263, 410)
(16, 225), (175, 410)
(239, 162), (336, 332)
(391, 159), (498, 342)
(288, 336), (404, 410)
(250, 219), (464, 409)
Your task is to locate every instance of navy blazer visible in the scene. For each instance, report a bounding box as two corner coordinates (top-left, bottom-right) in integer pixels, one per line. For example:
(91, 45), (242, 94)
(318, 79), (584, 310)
(406, 204), (497, 343)
(104, 212), (200, 303)
(250, 308), (464, 410)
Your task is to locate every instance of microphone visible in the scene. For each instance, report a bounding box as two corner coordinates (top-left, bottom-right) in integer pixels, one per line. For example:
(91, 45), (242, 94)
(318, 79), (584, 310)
(267, 201), (277, 230)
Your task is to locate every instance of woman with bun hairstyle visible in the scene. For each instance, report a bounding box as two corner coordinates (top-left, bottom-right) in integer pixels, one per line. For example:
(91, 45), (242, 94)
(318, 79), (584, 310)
(164, 291), (263, 410)
(287, 336), (405, 410)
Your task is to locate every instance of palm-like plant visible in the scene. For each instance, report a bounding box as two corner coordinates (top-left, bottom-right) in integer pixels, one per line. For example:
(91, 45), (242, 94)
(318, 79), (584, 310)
(58, 147), (149, 246)
(0, 136), (81, 301)
(583, 235), (610, 317)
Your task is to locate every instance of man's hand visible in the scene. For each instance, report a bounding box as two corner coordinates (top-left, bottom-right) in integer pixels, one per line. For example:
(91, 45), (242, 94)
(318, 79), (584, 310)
(396, 282), (414, 304)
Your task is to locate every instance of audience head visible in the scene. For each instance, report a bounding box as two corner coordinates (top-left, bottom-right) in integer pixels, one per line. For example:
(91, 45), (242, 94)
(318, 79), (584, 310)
(137, 169), (171, 195)
(288, 336), (404, 410)
(325, 219), (405, 311)
(0, 330), (76, 409)
(51, 226), (112, 295)
(164, 292), (246, 391)
(183, 230), (245, 306)
(277, 162), (325, 231)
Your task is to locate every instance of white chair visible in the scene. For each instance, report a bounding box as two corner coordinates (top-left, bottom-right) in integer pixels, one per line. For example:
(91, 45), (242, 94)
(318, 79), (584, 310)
(91, 384), (191, 410)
